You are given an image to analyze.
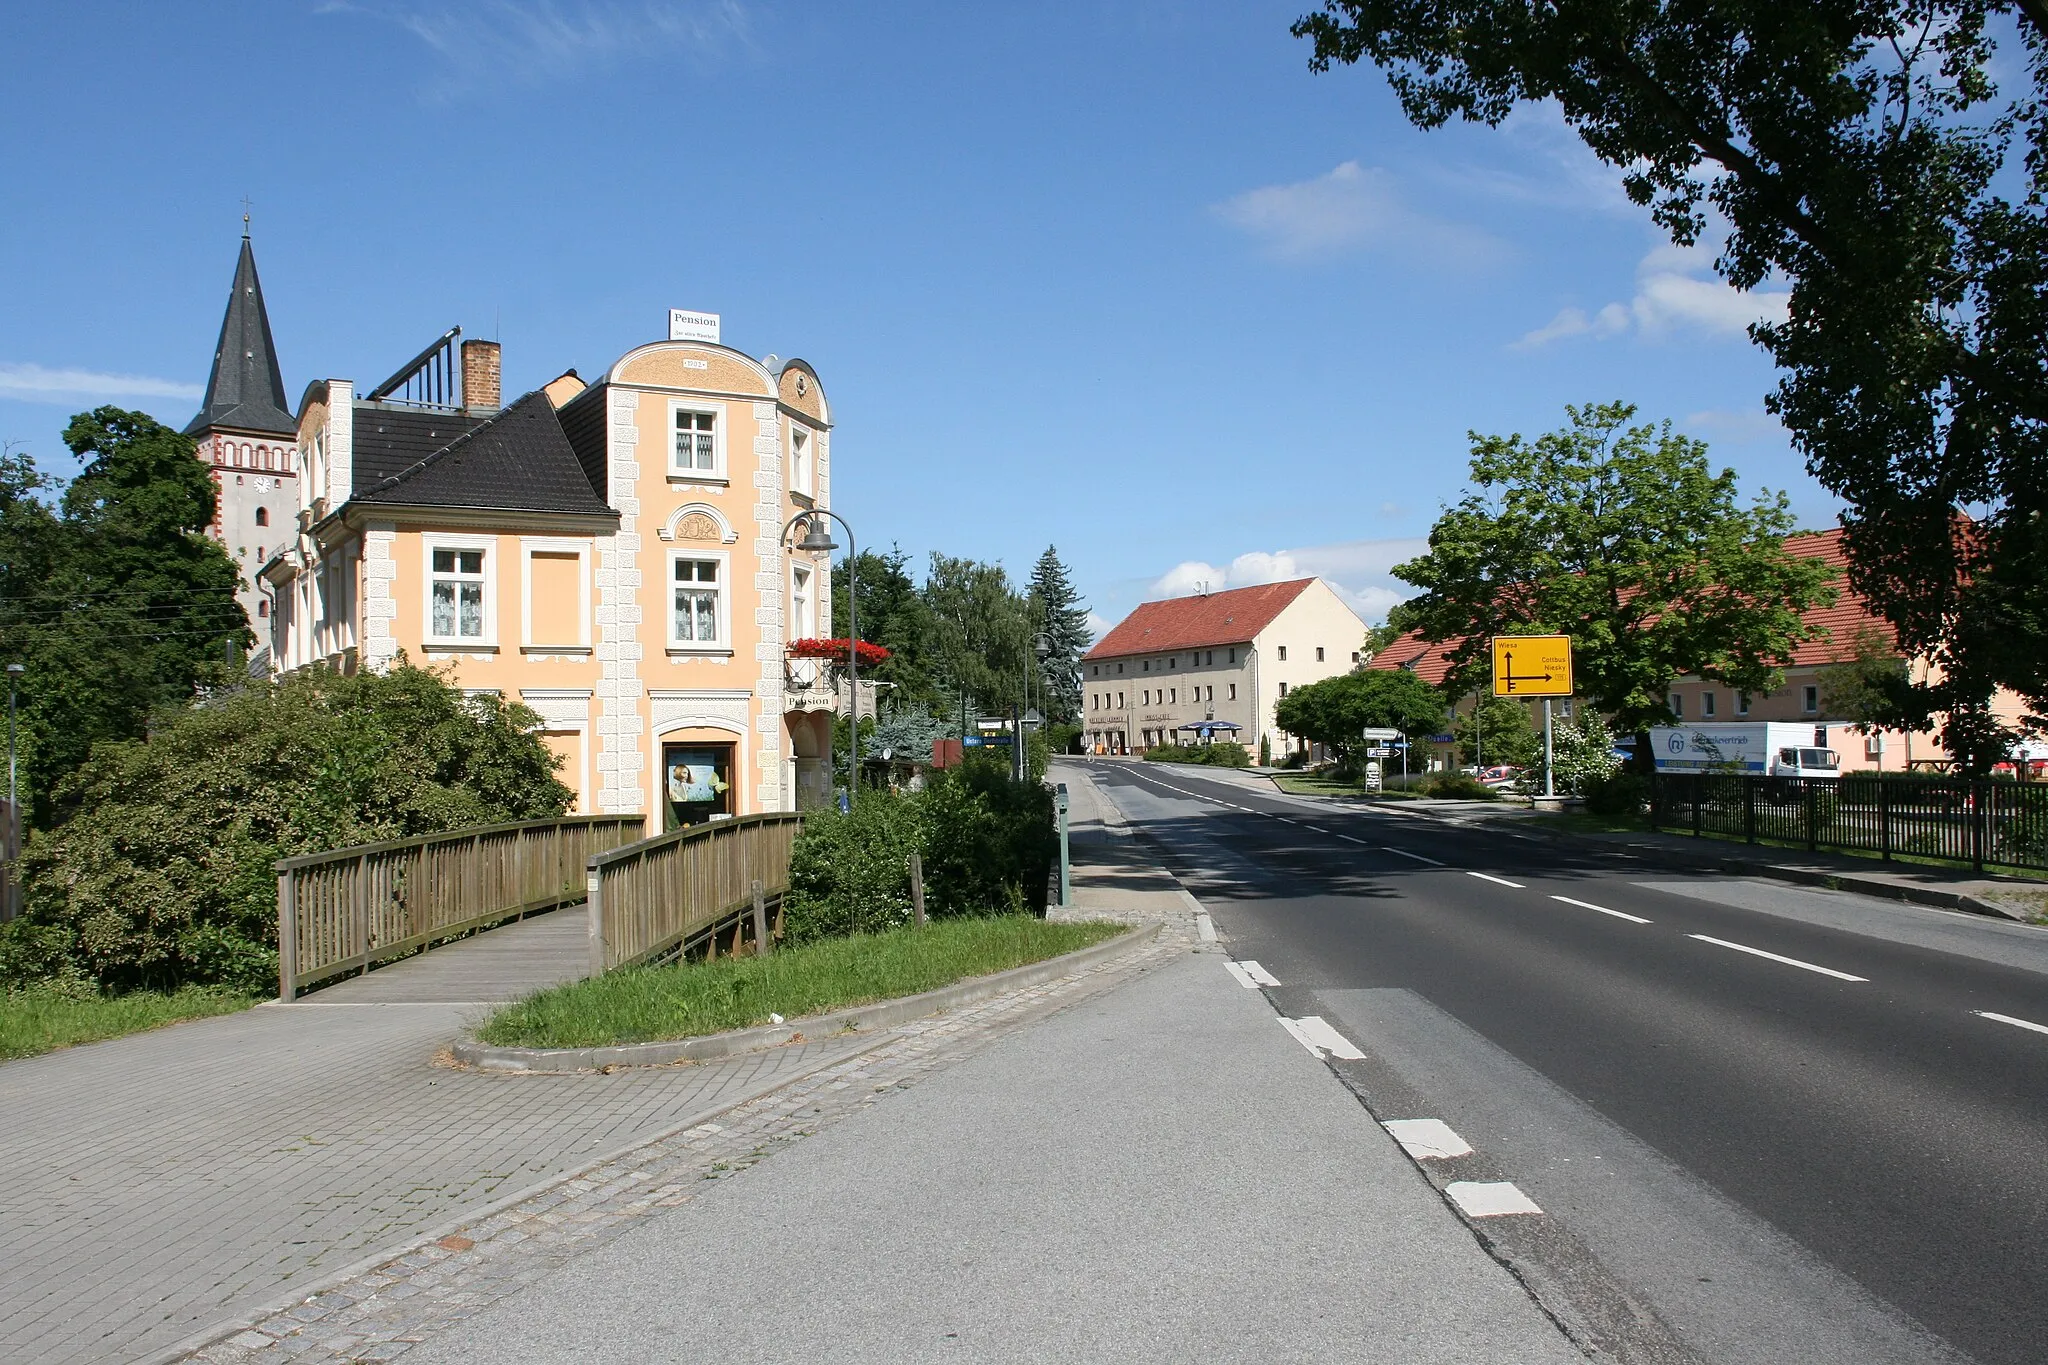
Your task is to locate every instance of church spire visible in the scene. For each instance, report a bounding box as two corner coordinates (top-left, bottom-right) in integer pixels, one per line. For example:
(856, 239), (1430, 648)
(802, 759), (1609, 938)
(184, 232), (295, 437)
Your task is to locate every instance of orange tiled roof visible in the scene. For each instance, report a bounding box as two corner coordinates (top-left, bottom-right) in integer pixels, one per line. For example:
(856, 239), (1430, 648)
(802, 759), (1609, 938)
(1084, 579), (1316, 660)
(1363, 529), (1889, 679)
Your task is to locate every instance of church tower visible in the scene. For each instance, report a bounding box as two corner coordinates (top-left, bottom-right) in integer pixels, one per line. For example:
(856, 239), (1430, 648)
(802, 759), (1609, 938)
(185, 230), (298, 629)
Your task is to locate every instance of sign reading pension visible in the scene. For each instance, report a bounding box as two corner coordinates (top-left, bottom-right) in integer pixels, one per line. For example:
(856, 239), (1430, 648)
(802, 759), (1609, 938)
(1490, 634), (1573, 697)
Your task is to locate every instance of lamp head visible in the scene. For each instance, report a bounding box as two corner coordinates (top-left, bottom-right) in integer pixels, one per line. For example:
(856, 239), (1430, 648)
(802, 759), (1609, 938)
(4, 665), (21, 677)
(1035, 636), (1052, 659)
(795, 517), (838, 555)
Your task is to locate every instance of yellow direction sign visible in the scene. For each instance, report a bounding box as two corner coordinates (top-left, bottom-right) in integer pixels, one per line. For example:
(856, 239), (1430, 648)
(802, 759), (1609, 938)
(1491, 634), (1573, 697)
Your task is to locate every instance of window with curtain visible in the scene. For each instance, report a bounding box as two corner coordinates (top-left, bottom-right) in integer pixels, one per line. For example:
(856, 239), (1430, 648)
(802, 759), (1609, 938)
(430, 547), (486, 639)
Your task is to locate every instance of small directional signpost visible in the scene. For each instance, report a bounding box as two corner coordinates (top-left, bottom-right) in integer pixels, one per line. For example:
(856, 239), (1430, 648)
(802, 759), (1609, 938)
(1361, 726), (1404, 790)
(1489, 635), (1574, 799)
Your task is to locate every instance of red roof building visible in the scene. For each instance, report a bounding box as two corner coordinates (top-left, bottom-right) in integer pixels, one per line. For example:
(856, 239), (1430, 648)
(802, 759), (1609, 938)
(1081, 578), (1368, 758)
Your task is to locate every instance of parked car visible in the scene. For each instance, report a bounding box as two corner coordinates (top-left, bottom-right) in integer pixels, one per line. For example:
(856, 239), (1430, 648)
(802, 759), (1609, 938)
(1477, 764), (1524, 788)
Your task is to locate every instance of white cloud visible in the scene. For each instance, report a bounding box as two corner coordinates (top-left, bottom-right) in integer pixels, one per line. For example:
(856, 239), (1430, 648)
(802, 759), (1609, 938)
(345, 0), (750, 93)
(1084, 610), (1114, 642)
(1212, 161), (1507, 268)
(0, 364), (202, 403)
(1142, 537), (1427, 627)
(1515, 240), (1788, 349)
(1430, 103), (1637, 218)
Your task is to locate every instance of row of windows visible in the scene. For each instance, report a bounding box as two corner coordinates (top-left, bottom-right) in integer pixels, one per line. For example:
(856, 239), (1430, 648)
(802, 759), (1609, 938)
(1088, 683), (1236, 711)
(1669, 686), (1820, 720)
(1090, 648), (1238, 678)
(216, 439), (288, 473)
(672, 404), (816, 493)
(406, 541), (719, 651)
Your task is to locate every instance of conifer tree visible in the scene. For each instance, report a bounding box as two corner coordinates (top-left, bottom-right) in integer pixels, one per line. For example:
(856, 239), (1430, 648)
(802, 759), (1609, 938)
(1027, 546), (1090, 726)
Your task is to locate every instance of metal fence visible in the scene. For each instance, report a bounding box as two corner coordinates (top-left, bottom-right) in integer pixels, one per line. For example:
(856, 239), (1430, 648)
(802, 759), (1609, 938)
(586, 813), (804, 974)
(276, 815), (645, 999)
(1649, 772), (2048, 873)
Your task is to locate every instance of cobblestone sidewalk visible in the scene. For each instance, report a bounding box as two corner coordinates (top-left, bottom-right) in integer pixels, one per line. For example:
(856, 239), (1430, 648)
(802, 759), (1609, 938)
(179, 912), (1197, 1364)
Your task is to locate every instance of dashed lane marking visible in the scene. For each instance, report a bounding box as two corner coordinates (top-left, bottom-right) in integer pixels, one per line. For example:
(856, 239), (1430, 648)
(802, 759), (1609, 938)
(1236, 959), (1280, 987)
(1550, 894), (1651, 925)
(1382, 847), (1445, 867)
(1688, 934), (1868, 982)
(1382, 1118), (1473, 1161)
(1445, 1181), (1544, 1218)
(1976, 1010), (2048, 1036)
(1336, 834), (1368, 844)
(1279, 1016), (1366, 1061)
(1466, 871), (1527, 890)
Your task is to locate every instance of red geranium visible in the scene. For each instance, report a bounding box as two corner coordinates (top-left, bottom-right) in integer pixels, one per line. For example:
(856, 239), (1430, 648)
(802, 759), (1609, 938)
(787, 637), (891, 667)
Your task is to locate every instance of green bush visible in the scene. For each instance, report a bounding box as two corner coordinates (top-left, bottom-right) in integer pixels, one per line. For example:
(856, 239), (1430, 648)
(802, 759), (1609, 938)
(782, 755), (1057, 944)
(781, 788), (922, 940)
(1583, 771), (1651, 820)
(1421, 771), (1498, 800)
(3, 660), (572, 995)
(1144, 743), (1251, 768)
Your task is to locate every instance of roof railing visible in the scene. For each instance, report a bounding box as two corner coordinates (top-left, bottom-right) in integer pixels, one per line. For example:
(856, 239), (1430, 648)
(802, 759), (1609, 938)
(367, 327), (463, 410)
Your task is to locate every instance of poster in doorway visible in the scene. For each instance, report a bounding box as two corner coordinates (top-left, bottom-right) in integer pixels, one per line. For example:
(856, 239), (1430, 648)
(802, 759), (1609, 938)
(664, 743), (733, 828)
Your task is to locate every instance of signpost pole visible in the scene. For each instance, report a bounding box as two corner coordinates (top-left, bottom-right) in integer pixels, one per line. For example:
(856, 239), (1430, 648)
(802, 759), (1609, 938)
(1543, 698), (1555, 798)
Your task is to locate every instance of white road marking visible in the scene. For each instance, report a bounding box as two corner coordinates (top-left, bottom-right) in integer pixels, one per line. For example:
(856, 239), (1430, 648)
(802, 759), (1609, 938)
(1225, 962), (1258, 988)
(1976, 1010), (2048, 1036)
(1237, 959), (1280, 987)
(1382, 1119), (1473, 1161)
(1466, 871), (1526, 889)
(1279, 1016), (1366, 1060)
(1445, 1181), (1543, 1218)
(1382, 847), (1445, 866)
(1687, 934), (1868, 982)
(1274, 817), (1300, 825)
(1550, 895), (1651, 925)
(1337, 834), (1368, 844)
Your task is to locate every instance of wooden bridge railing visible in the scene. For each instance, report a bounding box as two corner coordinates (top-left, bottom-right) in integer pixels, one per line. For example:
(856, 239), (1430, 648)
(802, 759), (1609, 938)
(276, 815), (645, 999)
(587, 813), (805, 973)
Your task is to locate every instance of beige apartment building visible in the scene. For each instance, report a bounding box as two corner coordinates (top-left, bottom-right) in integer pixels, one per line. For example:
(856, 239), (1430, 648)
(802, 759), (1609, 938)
(1081, 578), (1369, 758)
(261, 319), (842, 822)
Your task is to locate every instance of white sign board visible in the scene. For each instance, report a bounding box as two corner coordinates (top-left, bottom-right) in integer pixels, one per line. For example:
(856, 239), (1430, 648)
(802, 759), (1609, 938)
(1360, 726), (1402, 741)
(668, 309), (721, 344)
(1364, 760), (1383, 793)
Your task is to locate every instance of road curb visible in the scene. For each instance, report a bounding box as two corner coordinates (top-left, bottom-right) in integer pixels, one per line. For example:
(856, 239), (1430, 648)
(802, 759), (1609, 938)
(449, 922), (1162, 1072)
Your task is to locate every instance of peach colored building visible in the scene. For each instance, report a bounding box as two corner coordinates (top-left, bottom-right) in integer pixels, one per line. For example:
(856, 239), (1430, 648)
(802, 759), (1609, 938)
(262, 327), (840, 824)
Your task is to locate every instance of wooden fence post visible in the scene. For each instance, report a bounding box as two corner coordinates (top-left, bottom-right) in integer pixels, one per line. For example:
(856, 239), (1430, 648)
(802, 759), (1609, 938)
(909, 850), (926, 928)
(751, 879), (769, 955)
(277, 870), (297, 1003)
(355, 853), (372, 977)
(586, 860), (607, 977)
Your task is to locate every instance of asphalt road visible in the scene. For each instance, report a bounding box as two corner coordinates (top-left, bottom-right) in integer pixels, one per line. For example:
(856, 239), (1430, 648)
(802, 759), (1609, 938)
(1083, 759), (2048, 1365)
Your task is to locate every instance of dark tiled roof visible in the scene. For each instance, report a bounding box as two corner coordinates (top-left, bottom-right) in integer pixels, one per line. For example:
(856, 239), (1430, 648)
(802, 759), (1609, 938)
(185, 236), (296, 437)
(350, 407), (488, 487)
(1083, 579), (1315, 660)
(353, 390), (617, 517)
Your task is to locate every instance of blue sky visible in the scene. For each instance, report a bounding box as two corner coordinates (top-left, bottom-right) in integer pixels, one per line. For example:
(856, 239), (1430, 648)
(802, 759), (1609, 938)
(0, 0), (1831, 635)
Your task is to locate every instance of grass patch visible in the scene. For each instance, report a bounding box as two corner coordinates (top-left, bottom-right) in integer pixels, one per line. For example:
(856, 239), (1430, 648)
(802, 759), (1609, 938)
(1270, 773), (1420, 800)
(0, 985), (255, 1061)
(477, 915), (1129, 1050)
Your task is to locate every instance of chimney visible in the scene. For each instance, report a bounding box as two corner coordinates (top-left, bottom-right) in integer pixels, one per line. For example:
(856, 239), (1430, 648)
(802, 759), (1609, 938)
(461, 339), (501, 413)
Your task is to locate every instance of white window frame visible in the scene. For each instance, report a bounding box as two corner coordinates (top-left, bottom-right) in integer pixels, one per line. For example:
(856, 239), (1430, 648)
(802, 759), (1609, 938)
(789, 423), (813, 497)
(666, 548), (733, 654)
(520, 537), (591, 652)
(790, 561), (817, 640)
(1802, 685), (1819, 715)
(667, 398), (728, 483)
(422, 534), (497, 648)
(1736, 693), (1750, 717)
(1702, 690), (1716, 718)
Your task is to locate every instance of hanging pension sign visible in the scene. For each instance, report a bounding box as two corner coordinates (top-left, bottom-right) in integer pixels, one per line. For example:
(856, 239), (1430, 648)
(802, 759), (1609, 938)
(1491, 635), (1573, 698)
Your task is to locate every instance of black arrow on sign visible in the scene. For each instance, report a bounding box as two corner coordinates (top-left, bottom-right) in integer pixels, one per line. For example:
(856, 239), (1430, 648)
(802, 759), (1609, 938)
(1501, 650), (1555, 692)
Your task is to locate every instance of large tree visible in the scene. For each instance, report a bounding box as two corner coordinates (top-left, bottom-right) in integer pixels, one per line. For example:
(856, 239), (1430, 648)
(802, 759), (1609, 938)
(1027, 545), (1090, 725)
(1392, 403), (1837, 754)
(832, 545), (936, 705)
(1, 409), (251, 826)
(1273, 668), (1449, 760)
(1291, 0), (2048, 765)
(921, 554), (1034, 730)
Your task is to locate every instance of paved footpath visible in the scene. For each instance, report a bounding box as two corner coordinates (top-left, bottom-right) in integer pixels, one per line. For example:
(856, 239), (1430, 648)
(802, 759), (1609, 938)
(0, 913), (875, 1365)
(177, 767), (1586, 1364)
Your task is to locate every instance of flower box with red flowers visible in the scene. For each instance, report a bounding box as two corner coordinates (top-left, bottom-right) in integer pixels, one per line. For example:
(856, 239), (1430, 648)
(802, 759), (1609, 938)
(786, 637), (891, 668)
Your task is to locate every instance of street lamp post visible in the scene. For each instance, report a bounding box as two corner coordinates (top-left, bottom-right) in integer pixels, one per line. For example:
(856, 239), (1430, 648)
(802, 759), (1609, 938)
(6, 664), (21, 923)
(781, 510), (859, 803)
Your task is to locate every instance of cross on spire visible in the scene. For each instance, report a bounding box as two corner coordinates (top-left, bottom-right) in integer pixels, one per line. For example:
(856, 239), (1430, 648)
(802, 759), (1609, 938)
(240, 196), (253, 235)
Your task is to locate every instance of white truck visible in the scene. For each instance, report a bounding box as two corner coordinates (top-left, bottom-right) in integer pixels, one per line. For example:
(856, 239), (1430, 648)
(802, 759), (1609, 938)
(1650, 722), (1842, 783)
